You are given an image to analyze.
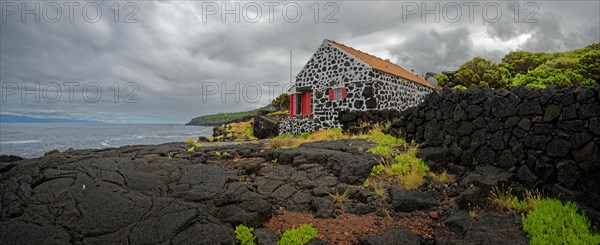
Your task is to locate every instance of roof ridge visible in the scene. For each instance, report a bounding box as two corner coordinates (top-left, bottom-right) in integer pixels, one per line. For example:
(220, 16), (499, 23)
(325, 39), (433, 89)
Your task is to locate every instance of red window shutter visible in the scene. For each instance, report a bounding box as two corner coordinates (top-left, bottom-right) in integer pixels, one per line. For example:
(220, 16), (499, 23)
(341, 87), (347, 99)
(290, 94), (296, 116)
(328, 88), (334, 100)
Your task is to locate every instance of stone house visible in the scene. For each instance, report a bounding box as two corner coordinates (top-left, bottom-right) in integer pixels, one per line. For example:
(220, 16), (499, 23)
(279, 39), (435, 134)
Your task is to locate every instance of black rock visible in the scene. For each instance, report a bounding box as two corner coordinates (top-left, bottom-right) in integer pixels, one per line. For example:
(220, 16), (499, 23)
(561, 104), (578, 120)
(533, 124), (553, 135)
(546, 136), (572, 158)
(457, 187), (486, 209)
(504, 116), (520, 128)
(468, 105), (483, 118)
(254, 115), (280, 139)
(457, 121), (474, 136)
(517, 118), (532, 131)
(556, 160), (581, 188)
(518, 99), (543, 116)
(390, 187), (438, 212)
(497, 150), (517, 169)
(307, 237), (329, 245)
(572, 141), (600, 172)
(255, 228), (280, 245)
(570, 132), (594, 149)
(590, 117), (600, 135)
(557, 120), (585, 132)
(311, 197), (335, 218)
(416, 147), (448, 164)
(359, 227), (422, 245)
(446, 211), (528, 244)
(523, 135), (550, 150)
(517, 165), (541, 188)
(543, 104), (561, 122)
(473, 146), (495, 166)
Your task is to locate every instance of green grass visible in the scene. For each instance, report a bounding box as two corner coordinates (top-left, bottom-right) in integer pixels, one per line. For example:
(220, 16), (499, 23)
(488, 186), (541, 213)
(278, 224), (319, 245)
(367, 145), (430, 189)
(522, 199), (600, 244)
(328, 189), (350, 203)
(235, 224), (256, 245)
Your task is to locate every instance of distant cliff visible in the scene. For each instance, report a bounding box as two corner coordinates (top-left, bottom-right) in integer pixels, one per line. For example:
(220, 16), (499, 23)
(0, 115), (101, 124)
(186, 105), (274, 126)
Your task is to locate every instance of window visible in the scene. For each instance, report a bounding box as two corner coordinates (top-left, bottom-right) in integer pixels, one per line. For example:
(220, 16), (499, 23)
(290, 91), (311, 116)
(328, 87), (346, 101)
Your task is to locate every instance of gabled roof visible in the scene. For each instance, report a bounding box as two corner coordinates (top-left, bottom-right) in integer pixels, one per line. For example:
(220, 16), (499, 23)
(327, 39), (434, 89)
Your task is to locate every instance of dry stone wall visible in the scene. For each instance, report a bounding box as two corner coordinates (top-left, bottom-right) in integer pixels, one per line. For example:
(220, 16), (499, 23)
(387, 85), (600, 196)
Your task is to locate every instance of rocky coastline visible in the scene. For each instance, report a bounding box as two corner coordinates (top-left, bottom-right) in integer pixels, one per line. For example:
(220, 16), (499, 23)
(1, 138), (563, 244)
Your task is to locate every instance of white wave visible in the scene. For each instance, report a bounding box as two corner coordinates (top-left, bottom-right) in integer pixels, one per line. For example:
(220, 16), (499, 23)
(99, 140), (111, 147)
(0, 140), (41, 144)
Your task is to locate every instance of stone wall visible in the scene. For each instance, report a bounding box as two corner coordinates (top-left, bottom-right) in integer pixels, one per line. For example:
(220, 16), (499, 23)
(387, 85), (600, 196)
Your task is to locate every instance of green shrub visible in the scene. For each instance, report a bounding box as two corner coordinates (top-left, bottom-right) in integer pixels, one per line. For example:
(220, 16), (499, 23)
(522, 199), (600, 244)
(235, 224), (256, 245)
(278, 224), (319, 245)
(452, 85), (467, 90)
(435, 73), (449, 86)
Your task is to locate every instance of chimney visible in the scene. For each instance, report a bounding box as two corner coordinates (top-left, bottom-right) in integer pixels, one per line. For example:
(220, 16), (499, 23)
(384, 59), (390, 67)
(411, 69), (415, 74)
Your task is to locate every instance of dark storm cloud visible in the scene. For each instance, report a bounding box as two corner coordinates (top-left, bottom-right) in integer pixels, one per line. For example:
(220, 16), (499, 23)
(1, 1), (598, 123)
(388, 27), (473, 76)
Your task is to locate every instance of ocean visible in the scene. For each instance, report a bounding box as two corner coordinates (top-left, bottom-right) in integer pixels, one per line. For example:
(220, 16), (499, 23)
(0, 123), (213, 158)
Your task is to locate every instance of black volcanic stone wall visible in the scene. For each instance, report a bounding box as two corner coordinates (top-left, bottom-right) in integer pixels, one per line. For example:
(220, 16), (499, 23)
(338, 109), (403, 134)
(386, 85), (600, 195)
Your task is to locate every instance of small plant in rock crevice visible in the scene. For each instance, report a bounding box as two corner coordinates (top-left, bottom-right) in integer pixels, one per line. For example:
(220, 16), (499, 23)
(367, 145), (430, 190)
(235, 224), (256, 245)
(328, 189), (350, 203)
(488, 186), (541, 213)
(278, 224), (319, 245)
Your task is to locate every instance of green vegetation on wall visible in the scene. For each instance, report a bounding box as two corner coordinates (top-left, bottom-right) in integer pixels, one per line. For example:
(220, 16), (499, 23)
(453, 43), (599, 89)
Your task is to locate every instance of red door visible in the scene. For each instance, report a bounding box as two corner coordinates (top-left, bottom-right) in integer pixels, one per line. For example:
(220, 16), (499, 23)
(290, 94), (296, 116)
(301, 91), (311, 115)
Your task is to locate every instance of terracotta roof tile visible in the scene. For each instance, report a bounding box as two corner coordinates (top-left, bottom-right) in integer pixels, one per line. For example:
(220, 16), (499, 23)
(327, 39), (434, 89)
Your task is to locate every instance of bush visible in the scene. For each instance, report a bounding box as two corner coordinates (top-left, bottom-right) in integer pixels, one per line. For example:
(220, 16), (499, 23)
(522, 199), (600, 244)
(278, 224), (319, 245)
(272, 93), (290, 111)
(452, 85), (467, 90)
(435, 73), (449, 86)
(235, 225), (256, 245)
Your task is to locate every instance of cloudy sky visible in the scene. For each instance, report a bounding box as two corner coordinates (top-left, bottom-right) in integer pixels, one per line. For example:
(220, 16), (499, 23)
(1, 0), (598, 123)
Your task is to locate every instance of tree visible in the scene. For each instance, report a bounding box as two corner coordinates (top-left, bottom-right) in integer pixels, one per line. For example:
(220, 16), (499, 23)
(456, 57), (511, 89)
(501, 51), (538, 75)
(271, 93), (290, 111)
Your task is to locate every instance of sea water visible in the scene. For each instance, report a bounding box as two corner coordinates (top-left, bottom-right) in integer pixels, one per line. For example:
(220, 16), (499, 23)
(0, 123), (212, 158)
